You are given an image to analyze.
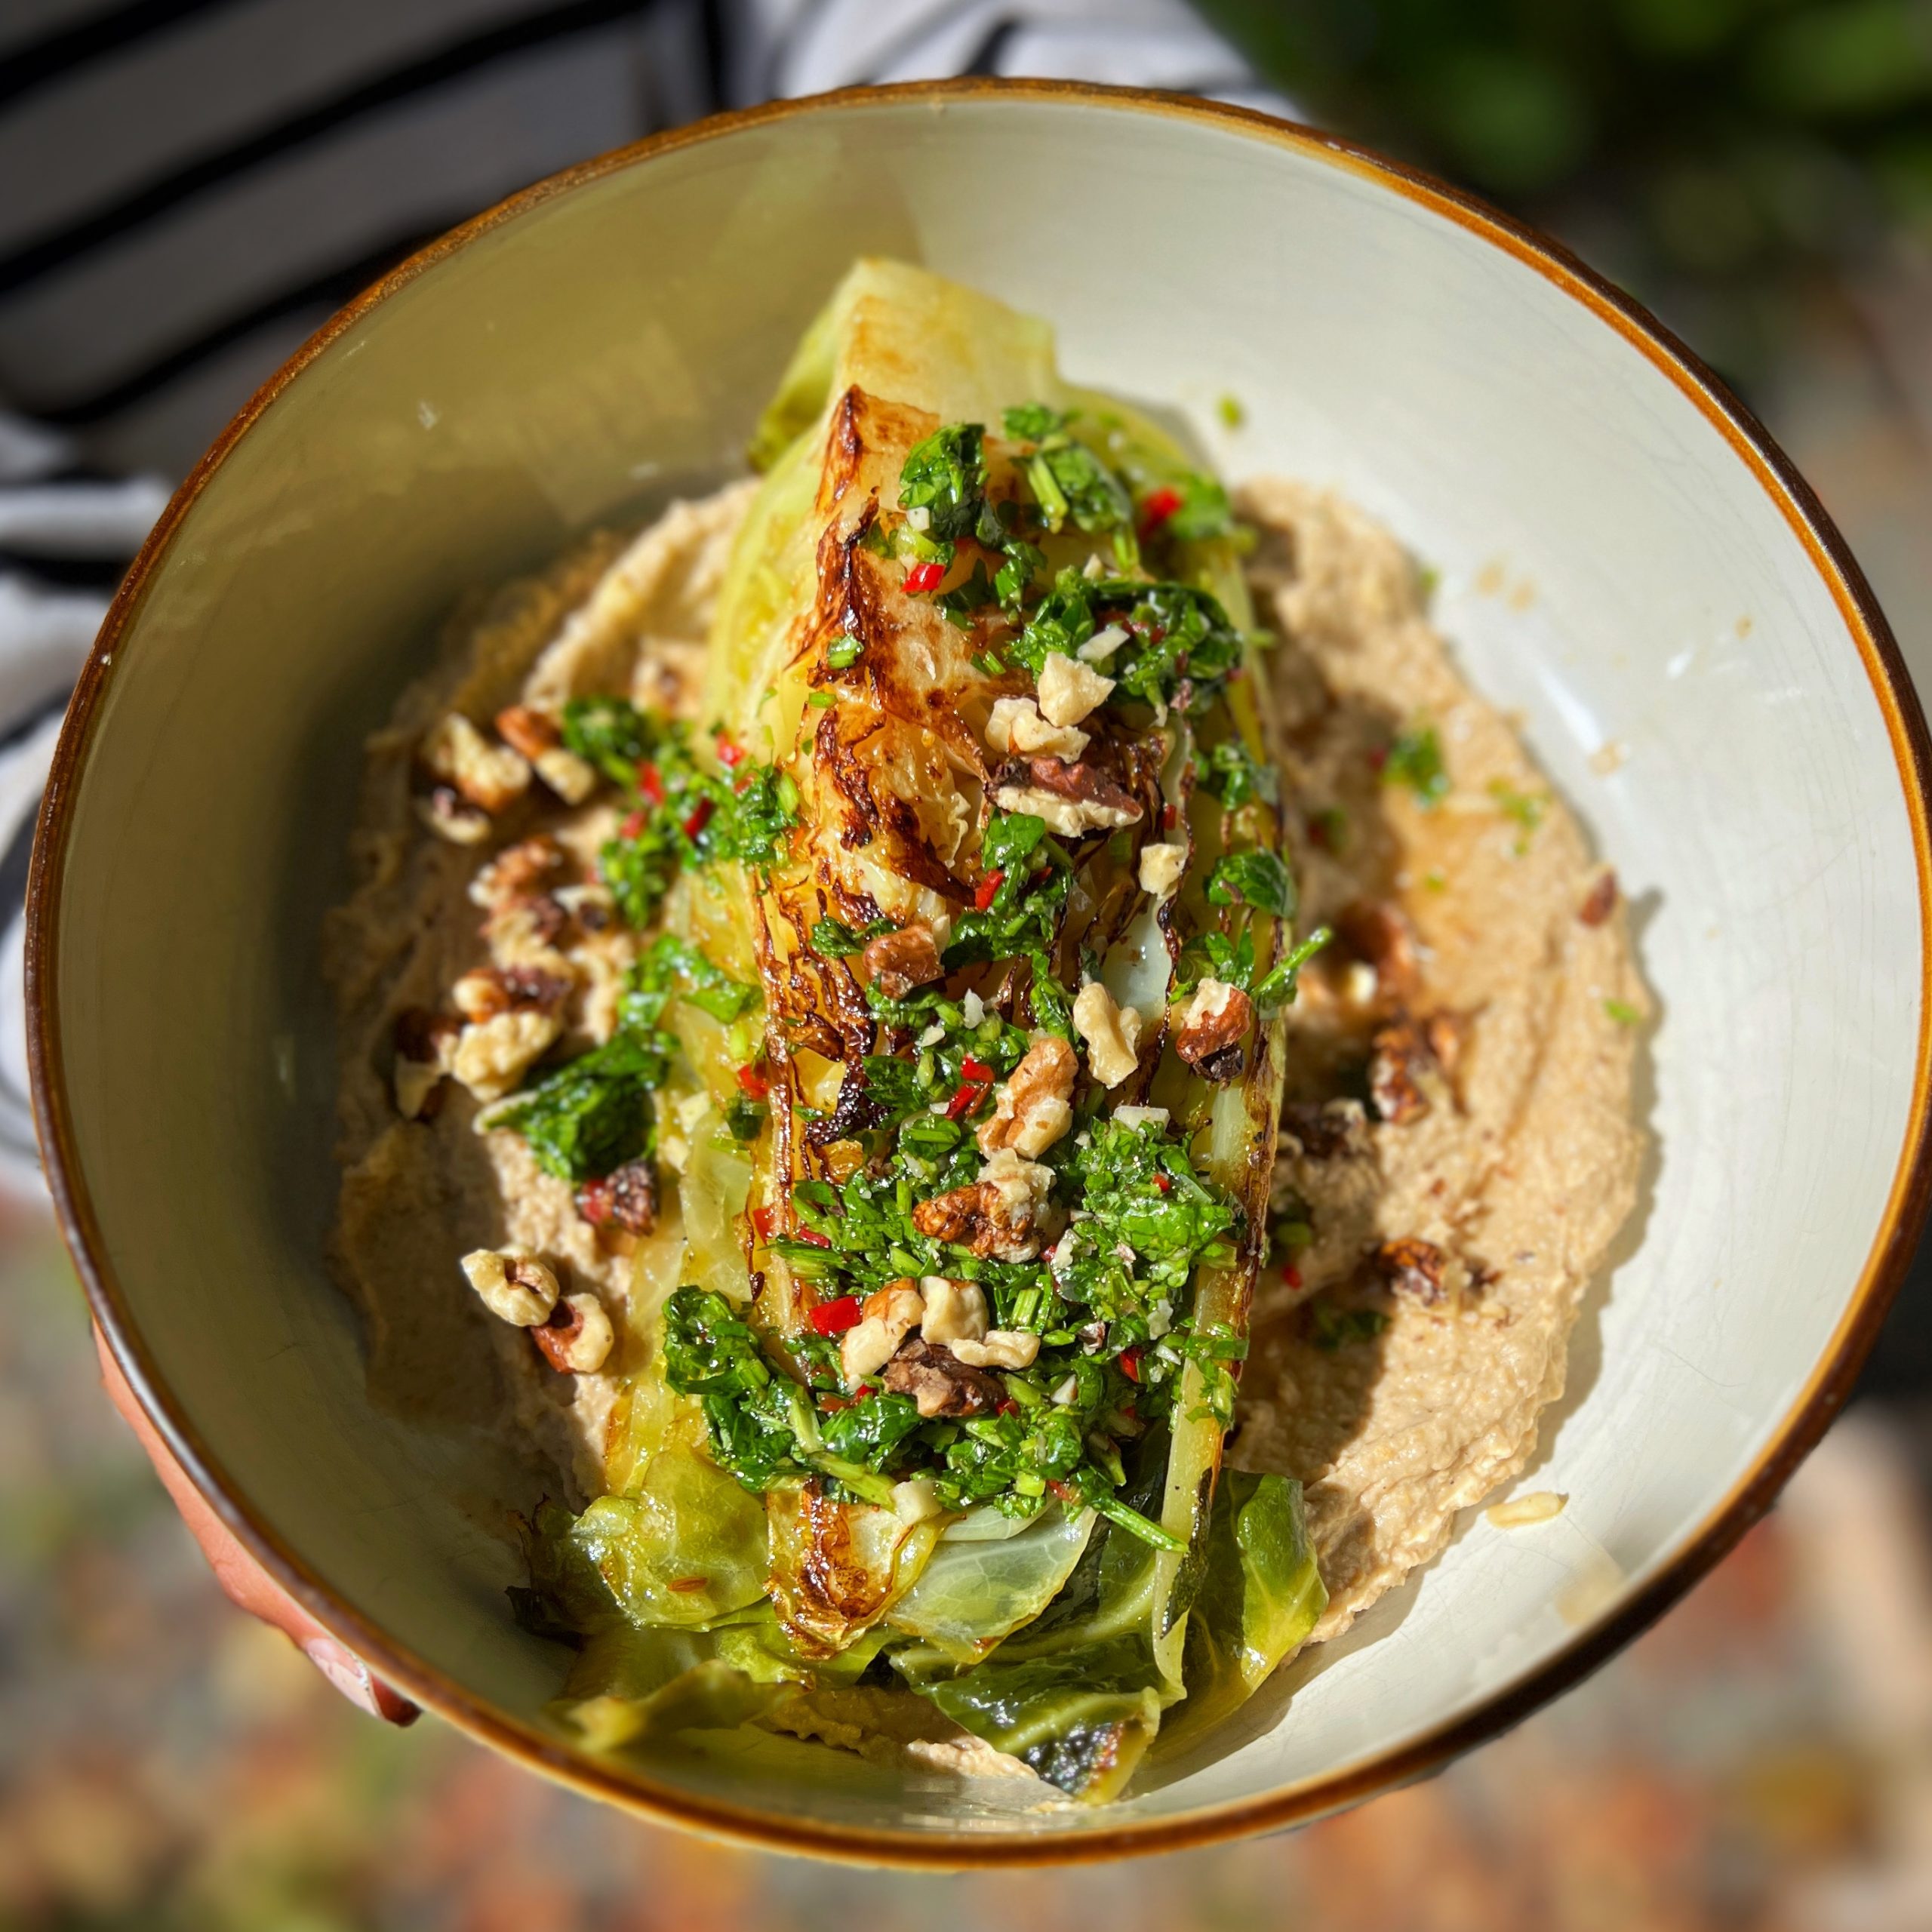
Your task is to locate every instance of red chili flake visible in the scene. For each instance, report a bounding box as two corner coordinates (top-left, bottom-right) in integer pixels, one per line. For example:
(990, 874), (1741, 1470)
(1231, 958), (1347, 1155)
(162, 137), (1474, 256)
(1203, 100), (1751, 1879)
(1138, 485), (1183, 537)
(715, 736), (746, 768)
(751, 1204), (778, 1241)
(795, 1227), (832, 1249)
(1160, 803), (1177, 832)
(946, 1080), (990, 1121)
(733, 772), (755, 794)
(1153, 1172), (1171, 1194)
(959, 1054), (995, 1083)
(996, 1398), (1023, 1418)
(1283, 1263), (1303, 1290)
(638, 764), (666, 805)
(905, 561), (945, 594)
(1046, 1478), (1076, 1503)
(618, 809), (646, 841)
(1367, 746), (1389, 774)
(808, 1294), (863, 1336)
(682, 795), (715, 839)
(736, 1063), (770, 1100)
(974, 869), (1004, 911)
(574, 1176), (616, 1226)
(820, 1392), (854, 1413)
(1118, 1346), (1143, 1383)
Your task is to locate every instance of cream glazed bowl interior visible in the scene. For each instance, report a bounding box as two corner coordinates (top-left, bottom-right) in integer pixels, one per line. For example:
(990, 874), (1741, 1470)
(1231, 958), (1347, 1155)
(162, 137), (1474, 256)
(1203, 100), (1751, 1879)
(28, 81), (1932, 1864)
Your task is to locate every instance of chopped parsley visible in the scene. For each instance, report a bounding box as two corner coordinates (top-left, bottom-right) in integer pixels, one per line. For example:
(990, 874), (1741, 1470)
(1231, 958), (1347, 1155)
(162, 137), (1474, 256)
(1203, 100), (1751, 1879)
(1309, 1303), (1389, 1351)
(1603, 998), (1642, 1027)
(561, 698), (799, 928)
(1201, 737), (1278, 808)
(1206, 848), (1297, 921)
(489, 1025), (666, 1184)
(1383, 724), (1450, 808)
(1488, 779), (1547, 854)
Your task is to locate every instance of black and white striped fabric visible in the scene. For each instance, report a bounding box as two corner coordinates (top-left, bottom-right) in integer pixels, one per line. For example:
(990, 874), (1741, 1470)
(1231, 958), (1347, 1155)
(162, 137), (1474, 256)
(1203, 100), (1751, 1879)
(0, 0), (1284, 1195)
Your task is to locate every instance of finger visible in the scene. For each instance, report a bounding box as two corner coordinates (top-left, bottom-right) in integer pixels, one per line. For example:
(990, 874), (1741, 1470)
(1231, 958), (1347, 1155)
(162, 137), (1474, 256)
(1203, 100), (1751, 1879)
(92, 1326), (420, 1726)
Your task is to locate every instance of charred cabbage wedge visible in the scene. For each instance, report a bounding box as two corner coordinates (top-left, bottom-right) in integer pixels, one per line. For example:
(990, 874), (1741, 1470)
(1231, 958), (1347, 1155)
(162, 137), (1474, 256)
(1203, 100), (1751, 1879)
(509, 261), (1327, 1801)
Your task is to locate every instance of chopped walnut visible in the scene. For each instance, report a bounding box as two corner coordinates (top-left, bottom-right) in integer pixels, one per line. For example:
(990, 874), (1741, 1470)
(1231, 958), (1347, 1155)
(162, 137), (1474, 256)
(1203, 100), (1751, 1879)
(1369, 1017), (1438, 1125)
(881, 1337), (1004, 1418)
(840, 1280), (925, 1384)
(860, 921), (943, 1000)
(1174, 977), (1254, 1082)
(416, 785), (492, 845)
(481, 898), (573, 984)
(451, 964), (570, 1024)
(918, 1276), (988, 1350)
(392, 1008), (458, 1119)
(949, 1328), (1041, 1370)
(531, 1291), (614, 1374)
(496, 708), (598, 804)
(1579, 869), (1619, 927)
(991, 755), (1143, 838)
(911, 1149), (1055, 1261)
(1138, 839), (1187, 900)
(1281, 1099), (1367, 1160)
(1335, 901), (1420, 1008)
(419, 712), (531, 814)
(1036, 652), (1115, 728)
(1072, 980), (1143, 1088)
(976, 1035), (1076, 1157)
(468, 835), (564, 910)
(985, 695), (1088, 762)
(461, 1249), (558, 1326)
(1371, 1236), (1448, 1304)
(450, 1008), (561, 1103)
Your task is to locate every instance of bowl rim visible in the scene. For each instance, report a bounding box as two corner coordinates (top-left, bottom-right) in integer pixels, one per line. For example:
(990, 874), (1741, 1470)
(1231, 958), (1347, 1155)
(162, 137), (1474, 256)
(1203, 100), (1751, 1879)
(25, 76), (1932, 1867)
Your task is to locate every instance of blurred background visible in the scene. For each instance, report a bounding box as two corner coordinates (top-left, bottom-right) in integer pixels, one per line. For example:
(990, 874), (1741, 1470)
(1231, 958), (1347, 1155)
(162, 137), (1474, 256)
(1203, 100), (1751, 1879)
(3, 2), (1931, 1926)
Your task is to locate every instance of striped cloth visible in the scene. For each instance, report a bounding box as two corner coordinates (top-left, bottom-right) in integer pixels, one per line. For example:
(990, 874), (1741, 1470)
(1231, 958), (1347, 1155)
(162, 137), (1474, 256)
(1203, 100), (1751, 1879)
(0, 0), (1283, 1193)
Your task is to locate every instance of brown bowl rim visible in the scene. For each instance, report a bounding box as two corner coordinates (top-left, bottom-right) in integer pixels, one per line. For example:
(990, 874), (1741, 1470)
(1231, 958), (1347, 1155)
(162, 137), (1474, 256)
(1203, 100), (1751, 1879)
(26, 77), (1932, 1867)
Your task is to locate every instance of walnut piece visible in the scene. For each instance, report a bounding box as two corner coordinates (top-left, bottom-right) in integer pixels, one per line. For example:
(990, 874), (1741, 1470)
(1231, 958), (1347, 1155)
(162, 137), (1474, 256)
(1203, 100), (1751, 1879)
(1174, 977), (1254, 1082)
(392, 1008), (459, 1120)
(1579, 869), (1619, 927)
(461, 1249), (558, 1326)
(976, 1035), (1075, 1158)
(469, 835), (564, 910)
(531, 1291), (614, 1374)
(416, 785), (491, 845)
(1335, 901), (1420, 1008)
(881, 1337), (1004, 1418)
(451, 964), (570, 1024)
(840, 1280), (925, 1384)
(450, 1008), (561, 1103)
(860, 921), (943, 1000)
(419, 712), (531, 814)
(1369, 1017), (1437, 1125)
(1371, 1236), (1448, 1303)
(985, 695), (1088, 762)
(1072, 980), (1144, 1088)
(991, 755), (1143, 838)
(949, 1330), (1041, 1371)
(1138, 839), (1187, 900)
(911, 1148), (1056, 1260)
(1281, 1099), (1367, 1160)
(495, 707), (598, 805)
(918, 1276), (987, 1349)
(1036, 652), (1115, 728)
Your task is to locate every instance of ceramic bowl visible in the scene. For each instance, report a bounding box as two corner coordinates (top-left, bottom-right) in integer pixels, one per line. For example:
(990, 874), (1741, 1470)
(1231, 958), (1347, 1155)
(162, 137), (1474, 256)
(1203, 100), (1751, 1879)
(29, 82), (1931, 1864)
